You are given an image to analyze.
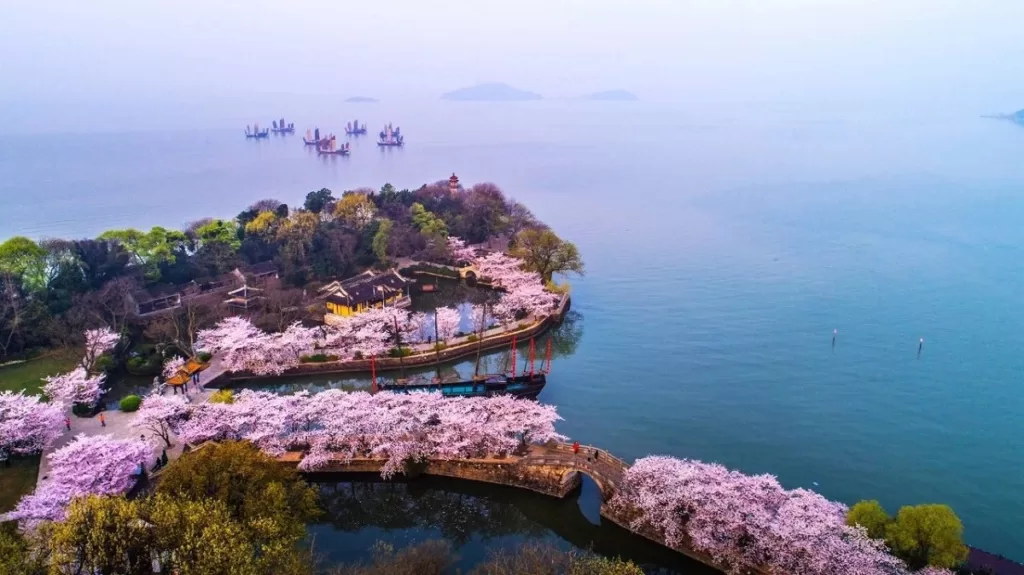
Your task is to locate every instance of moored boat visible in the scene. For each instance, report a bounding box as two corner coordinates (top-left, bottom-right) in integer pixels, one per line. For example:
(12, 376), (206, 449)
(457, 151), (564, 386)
(317, 135), (350, 155)
(271, 118), (295, 133)
(303, 127), (323, 146)
(380, 372), (546, 399)
(377, 123), (404, 146)
(245, 123), (270, 139)
(345, 120), (368, 136)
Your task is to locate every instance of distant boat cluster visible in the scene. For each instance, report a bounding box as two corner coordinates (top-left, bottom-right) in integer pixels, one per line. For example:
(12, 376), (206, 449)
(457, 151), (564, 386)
(248, 117), (405, 155)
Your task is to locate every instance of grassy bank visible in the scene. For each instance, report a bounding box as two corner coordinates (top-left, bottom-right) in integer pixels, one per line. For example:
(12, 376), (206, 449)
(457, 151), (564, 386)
(0, 350), (80, 395)
(0, 456), (40, 514)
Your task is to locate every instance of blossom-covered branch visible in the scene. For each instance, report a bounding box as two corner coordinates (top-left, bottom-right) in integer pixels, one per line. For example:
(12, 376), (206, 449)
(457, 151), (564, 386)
(0, 391), (64, 456)
(5, 434), (151, 528)
(175, 389), (565, 478)
(43, 367), (105, 407)
(130, 393), (189, 447)
(605, 455), (930, 575)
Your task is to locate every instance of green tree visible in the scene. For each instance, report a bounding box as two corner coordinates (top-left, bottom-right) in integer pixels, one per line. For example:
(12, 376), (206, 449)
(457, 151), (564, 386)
(244, 210), (280, 237)
(47, 495), (154, 575)
(98, 227), (188, 280)
(148, 494), (260, 575)
(372, 218), (393, 263)
(511, 228), (585, 283)
(846, 499), (891, 540)
(304, 188), (335, 214)
(0, 236), (46, 290)
(334, 193), (378, 230)
(410, 203), (448, 237)
(157, 441), (320, 535)
(194, 219), (241, 251)
(0, 524), (47, 575)
(885, 504), (968, 570)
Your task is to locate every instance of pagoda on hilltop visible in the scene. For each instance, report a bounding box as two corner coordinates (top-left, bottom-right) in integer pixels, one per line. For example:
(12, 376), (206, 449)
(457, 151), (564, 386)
(449, 173), (460, 196)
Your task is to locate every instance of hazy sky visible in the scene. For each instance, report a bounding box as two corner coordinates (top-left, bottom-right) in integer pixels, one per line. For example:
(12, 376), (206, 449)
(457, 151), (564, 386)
(1, 0), (1022, 106)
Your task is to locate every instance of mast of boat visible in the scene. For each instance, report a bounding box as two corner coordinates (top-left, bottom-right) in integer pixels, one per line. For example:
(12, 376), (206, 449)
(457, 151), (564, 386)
(542, 338), (553, 374)
(510, 335), (517, 378)
(433, 307), (442, 381)
(474, 302), (487, 377)
(371, 356), (377, 393)
(393, 313), (406, 378)
(528, 338), (536, 376)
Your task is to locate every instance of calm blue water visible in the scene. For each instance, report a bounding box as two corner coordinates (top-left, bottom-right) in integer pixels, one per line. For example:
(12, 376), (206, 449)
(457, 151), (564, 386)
(3, 101), (1024, 560)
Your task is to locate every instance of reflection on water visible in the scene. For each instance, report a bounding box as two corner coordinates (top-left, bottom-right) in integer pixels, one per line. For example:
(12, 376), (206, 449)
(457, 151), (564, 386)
(309, 474), (716, 574)
(234, 310), (584, 396)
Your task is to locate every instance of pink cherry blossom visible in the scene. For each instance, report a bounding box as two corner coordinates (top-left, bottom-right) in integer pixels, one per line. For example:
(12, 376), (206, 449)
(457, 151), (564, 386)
(162, 356), (186, 379)
(81, 327), (120, 372)
(450, 240), (558, 322)
(446, 236), (478, 264)
(5, 434), (151, 528)
(130, 393), (189, 447)
(175, 389), (565, 479)
(0, 391), (64, 456)
(606, 456), (914, 575)
(433, 307), (461, 342)
(43, 367), (105, 407)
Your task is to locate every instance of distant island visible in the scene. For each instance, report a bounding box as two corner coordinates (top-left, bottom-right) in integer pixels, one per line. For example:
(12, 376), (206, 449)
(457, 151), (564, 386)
(982, 108), (1024, 124)
(583, 90), (638, 101)
(345, 96), (378, 103)
(441, 82), (543, 101)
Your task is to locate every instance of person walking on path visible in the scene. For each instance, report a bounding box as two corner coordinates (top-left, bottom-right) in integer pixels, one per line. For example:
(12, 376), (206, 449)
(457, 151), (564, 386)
(64, 417), (71, 431)
(99, 413), (106, 427)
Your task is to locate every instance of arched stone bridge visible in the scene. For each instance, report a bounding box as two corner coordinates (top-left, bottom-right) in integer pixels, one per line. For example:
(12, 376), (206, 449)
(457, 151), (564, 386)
(279, 441), (628, 501)
(273, 442), (727, 573)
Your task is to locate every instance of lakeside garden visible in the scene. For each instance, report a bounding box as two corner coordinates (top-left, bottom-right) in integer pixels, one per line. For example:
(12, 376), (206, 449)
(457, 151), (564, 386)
(0, 179), (998, 574)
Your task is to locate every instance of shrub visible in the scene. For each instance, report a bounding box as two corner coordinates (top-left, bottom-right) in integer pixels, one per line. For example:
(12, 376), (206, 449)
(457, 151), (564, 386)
(353, 351), (364, 360)
(466, 334), (479, 343)
(119, 395), (142, 412)
(431, 343), (447, 352)
(886, 504), (968, 570)
(301, 353), (340, 363)
(388, 347), (413, 358)
(545, 279), (571, 295)
(847, 500), (891, 540)
(94, 352), (117, 374)
(197, 351), (213, 362)
(126, 355), (161, 376)
(209, 389), (234, 404)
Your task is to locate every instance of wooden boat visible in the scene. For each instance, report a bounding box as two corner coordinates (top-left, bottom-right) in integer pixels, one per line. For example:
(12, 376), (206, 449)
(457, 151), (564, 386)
(271, 118), (295, 134)
(303, 128), (323, 145)
(317, 138), (349, 156)
(377, 123), (404, 146)
(375, 327), (552, 399)
(345, 120), (368, 135)
(380, 372), (546, 399)
(245, 129), (270, 139)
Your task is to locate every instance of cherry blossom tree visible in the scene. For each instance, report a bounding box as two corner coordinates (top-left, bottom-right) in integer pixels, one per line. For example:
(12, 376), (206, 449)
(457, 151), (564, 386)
(434, 307), (461, 342)
(130, 393), (189, 447)
(162, 356), (186, 379)
(5, 434), (151, 528)
(0, 391), (64, 455)
(175, 389), (565, 479)
(446, 236), (478, 264)
(42, 367), (105, 408)
(606, 455), (915, 575)
(81, 327), (120, 373)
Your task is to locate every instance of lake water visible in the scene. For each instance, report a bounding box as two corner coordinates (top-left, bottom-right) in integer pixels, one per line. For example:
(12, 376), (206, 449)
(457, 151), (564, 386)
(2, 100), (1024, 561)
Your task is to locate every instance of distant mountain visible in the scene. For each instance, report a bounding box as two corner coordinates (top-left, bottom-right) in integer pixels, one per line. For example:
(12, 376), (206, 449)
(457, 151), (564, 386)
(983, 108), (1024, 124)
(441, 83), (542, 101)
(345, 96), (378, 103)
(584, 90), (638, 101)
